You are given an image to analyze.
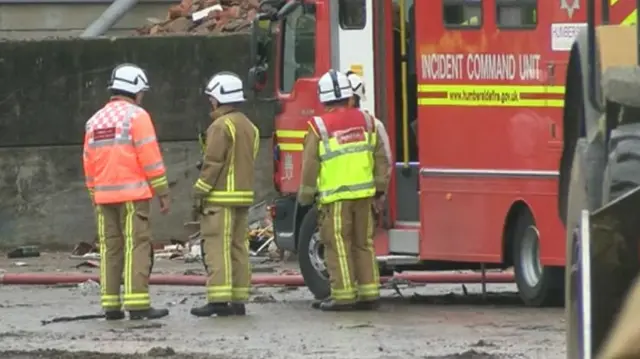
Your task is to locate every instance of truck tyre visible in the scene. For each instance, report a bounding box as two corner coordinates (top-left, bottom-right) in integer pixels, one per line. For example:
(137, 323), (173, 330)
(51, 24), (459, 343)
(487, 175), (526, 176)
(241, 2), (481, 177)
(513, 211), (564, 307)
(297, 206), (331, 300)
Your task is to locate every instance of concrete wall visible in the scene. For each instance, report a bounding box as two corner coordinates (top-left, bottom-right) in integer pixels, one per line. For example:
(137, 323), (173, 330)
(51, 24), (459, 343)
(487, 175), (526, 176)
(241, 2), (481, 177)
(0, 0), (173, 39)
(0, 34), (278, 249)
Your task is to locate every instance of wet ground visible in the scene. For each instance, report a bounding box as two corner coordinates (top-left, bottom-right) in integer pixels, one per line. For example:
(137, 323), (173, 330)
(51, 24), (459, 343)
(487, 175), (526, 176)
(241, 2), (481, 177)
(0, 253), (565, 359)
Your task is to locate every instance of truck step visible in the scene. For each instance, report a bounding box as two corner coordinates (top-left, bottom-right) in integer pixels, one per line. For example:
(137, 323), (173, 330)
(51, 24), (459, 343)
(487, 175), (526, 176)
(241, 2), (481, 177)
(377, 255), (420, 265)
(388, 228), (420, 255)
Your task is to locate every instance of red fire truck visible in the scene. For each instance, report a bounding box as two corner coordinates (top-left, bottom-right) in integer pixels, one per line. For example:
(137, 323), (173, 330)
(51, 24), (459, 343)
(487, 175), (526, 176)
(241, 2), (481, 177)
(247, 0), (637, 306)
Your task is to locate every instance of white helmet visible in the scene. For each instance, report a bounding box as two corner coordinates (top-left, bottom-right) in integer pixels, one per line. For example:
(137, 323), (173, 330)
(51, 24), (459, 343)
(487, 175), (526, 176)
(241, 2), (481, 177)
(204, 71), (246, 104)
(108, 63), (149, 94)
(345, 71), (366, 100)
(317, 69), (353, 103)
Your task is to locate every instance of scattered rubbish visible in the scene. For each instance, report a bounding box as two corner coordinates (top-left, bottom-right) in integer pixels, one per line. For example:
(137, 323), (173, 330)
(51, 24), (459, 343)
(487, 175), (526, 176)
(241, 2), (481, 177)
(251, 294), (276, 303)
(183, 240), (202, 263)
(41, 314), (105, 326)
(170, 238), (186, 247)
(167, 297), (189, 307)
(71, 241), (96, 256)
(183, 269), (204, 276)
(180, 201), (283, 262)
(77, 279), (100, 294)
(382, 277), (412, 298)
(70, 241), (100, 260)
(277, 269), (299, 276)
(69, 253), (100, 260)
(7, 246), (40, 259)
(12, 262), (28, 267)
(75, 260), (100, 269)
(340, 323), (375, 329)
(191, 4), (223, 22)
(154, 243), (185, 260)
(248, 224), (274, 257)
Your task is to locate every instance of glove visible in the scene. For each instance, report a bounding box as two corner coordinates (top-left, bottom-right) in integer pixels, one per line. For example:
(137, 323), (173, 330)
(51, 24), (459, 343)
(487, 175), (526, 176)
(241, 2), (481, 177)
(374, 191), (384, 199)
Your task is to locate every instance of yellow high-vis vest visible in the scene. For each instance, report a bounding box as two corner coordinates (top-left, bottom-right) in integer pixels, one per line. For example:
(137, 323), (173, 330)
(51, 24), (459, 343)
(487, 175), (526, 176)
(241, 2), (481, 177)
(311, 113), (377, 204)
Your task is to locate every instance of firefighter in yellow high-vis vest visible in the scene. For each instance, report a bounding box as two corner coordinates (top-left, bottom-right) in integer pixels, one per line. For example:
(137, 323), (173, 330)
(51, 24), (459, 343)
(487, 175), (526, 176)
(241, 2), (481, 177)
(298, 69), (391, 311)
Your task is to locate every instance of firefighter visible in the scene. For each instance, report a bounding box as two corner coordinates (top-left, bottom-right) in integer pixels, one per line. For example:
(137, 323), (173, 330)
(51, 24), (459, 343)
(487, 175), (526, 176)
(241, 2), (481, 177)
(83, 63), (170, 320)
(299, 69), (391, 311)
(190, 71), (260, 317)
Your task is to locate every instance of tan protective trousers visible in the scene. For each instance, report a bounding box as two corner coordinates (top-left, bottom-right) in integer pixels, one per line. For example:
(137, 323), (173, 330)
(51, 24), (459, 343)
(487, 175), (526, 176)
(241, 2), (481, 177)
(200, 206), (251, 303)
(319, 198), (380, 304)
(597, 275), (640, 359)
(95, 200), (154, 311)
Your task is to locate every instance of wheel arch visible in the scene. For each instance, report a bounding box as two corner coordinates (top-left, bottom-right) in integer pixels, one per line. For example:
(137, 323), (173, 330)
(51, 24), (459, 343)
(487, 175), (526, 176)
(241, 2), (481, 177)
(502, 199), (533, 267)
(292, 200), (314, 251)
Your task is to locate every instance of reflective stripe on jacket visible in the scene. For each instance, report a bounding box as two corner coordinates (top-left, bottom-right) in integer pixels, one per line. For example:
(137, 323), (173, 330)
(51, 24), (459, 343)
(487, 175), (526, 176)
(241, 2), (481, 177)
(309, 109), (376, 204)
(83, 98), (169, 204)
(193, 106), (260, 207)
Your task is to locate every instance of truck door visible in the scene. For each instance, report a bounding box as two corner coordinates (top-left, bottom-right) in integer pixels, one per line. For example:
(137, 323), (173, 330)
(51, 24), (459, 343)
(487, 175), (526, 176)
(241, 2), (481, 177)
(332, 0), (376, 114)
(273, 3), (319, 194)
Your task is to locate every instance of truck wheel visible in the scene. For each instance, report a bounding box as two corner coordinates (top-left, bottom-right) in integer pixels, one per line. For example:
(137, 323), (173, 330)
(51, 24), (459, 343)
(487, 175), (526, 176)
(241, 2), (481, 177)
(513, 211), (564, 307)
(298, 207), (331, 300)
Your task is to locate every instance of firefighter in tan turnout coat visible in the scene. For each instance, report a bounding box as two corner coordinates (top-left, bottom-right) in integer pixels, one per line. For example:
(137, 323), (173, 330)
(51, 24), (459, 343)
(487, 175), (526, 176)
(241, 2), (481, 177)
(190, 72), (260, 317)
(299, 70), (390, 311)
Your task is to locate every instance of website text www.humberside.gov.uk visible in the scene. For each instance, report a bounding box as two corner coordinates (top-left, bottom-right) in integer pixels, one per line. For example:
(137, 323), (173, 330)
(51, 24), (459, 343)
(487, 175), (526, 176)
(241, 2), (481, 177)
(448, 89), (520, 104)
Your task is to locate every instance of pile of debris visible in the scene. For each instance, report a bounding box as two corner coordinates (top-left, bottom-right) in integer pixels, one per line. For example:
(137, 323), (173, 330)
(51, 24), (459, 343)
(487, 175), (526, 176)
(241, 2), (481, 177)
(69, 201), (284, 264)
(136, 0), (265, 35)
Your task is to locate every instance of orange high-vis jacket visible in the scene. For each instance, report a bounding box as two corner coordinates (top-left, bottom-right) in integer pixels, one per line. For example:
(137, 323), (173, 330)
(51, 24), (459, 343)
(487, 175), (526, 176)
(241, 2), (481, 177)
(83, 98), (170, 205)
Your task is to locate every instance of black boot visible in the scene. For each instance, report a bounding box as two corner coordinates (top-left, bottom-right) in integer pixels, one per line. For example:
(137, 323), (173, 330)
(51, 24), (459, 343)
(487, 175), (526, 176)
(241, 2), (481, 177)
(129, 307), (169, 320)
(319, 300), (356, 312)
(231, 303), (246, 316)
(190, 302), (235, 317)
(355, 300), (380, 311)
(311, 298), (329, 309)
(105, 310), (125, 320)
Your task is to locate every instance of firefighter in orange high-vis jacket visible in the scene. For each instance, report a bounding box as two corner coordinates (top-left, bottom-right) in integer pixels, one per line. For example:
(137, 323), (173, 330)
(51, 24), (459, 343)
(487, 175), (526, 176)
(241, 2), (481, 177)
(83, 63), (170, 321)
(190, 72), (260, 318)
(299, 70), (391, 312)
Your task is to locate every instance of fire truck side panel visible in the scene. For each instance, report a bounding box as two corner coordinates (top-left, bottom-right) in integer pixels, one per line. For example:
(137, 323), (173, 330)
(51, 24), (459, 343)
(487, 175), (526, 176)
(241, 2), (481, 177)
(412, 0), (569, 265)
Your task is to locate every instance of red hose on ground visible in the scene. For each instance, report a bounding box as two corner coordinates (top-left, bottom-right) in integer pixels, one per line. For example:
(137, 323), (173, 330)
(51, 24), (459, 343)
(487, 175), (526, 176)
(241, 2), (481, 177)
(0, 272), (513, 286)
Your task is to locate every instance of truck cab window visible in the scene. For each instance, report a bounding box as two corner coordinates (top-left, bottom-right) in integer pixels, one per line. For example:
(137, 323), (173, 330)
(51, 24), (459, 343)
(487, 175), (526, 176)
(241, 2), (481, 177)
(280, 6), (316, 93)
(339, 0), (366, 29)
(443, 0), (482, 28)
(496, 0), (537, 28)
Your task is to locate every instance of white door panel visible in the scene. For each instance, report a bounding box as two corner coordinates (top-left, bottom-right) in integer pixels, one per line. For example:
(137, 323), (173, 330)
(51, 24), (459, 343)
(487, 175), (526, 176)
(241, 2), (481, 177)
(337, 0), (376, 116)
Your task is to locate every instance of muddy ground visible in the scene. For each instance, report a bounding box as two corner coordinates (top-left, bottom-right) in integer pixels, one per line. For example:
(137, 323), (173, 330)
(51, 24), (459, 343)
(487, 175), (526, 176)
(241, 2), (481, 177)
(0, 253), (565, 359)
